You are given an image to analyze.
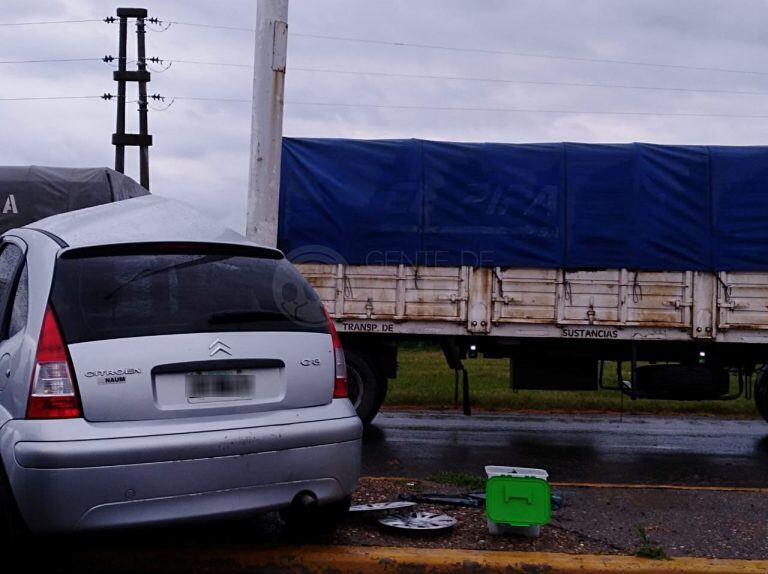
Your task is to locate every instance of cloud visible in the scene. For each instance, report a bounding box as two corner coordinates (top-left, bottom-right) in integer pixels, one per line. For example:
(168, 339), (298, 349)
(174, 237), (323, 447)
(1, 0), (766, 235)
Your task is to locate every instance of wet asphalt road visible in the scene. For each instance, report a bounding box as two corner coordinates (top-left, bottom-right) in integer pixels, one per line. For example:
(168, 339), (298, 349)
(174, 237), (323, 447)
(363, 410), (768, 487)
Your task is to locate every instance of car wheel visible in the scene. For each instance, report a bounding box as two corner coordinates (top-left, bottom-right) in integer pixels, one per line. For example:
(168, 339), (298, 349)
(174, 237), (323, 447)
(0, 462), (27, 544)
(345, 349), (387, 425)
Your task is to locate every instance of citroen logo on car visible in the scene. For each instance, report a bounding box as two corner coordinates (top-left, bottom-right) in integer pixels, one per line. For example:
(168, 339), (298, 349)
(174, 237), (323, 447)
(209, 338), (232, 357)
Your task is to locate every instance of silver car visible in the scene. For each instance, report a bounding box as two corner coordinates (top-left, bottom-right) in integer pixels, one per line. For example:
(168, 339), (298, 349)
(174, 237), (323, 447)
(0, 195), (362, 535)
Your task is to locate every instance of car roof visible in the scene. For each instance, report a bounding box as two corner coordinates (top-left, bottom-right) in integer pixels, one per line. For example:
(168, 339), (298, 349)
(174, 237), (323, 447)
(23, 194), (278, 253)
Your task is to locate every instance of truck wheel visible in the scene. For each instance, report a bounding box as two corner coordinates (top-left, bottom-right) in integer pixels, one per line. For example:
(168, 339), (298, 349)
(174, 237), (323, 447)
(755, 369), (768, 423)
(345, 349), (387, 425)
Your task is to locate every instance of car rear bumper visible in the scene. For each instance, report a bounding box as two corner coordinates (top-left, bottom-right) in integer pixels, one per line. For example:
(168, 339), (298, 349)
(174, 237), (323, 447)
(0, 401), (362, 532)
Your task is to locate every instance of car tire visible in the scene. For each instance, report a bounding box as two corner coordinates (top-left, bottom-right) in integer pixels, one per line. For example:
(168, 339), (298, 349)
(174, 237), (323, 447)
(345, 349), (387, 425)
(755, 369), (768, 423)
(0, 462), (27, 544)
(279, 496), (351, 537)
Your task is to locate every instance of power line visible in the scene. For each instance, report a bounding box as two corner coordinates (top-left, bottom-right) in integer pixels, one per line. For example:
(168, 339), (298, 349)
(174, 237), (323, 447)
(138, 95), (768, 119)
(165, 59), (251, 68)
(141, 96), (768, 119)
(0, 56), (236, 67)
(290, 32), (768, 78)
(4, 53), (765, 99)
(0, 57), (101, 65)
(148, 18), (768, 77)
(0, 19), (102, 26)
(173, 96), (251, 102)
(152, 59), (768, 97)
(291, 67), (768, 97)
(7, 93), (768, 120)
(0, 94), (136, 102)
(163, 20), (252, 32)
(0, 95), (102, 101)
(284, 100), (768, 119)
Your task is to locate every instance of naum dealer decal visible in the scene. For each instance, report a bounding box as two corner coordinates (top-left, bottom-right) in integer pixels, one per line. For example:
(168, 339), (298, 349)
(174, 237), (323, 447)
(85, 368), (142, 385)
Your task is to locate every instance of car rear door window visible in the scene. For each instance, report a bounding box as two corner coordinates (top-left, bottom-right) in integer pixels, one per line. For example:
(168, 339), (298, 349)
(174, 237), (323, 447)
(0, 244), (24, 338)
(9, 264), (27, 337)
(51, 244), (329, 344)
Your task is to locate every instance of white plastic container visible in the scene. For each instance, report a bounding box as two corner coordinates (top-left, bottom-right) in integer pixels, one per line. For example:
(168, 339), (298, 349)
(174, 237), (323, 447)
(486, 520), (541, 538)
(485, 466), (549, 480)
(485, 465), (549, 538)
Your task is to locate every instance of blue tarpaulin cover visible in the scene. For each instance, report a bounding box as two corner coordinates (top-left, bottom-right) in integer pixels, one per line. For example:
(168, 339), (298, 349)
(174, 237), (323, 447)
(278, 138), (768, 271)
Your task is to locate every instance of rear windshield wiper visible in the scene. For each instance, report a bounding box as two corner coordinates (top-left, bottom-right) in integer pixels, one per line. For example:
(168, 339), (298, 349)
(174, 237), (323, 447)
(104, 254), (232, 301)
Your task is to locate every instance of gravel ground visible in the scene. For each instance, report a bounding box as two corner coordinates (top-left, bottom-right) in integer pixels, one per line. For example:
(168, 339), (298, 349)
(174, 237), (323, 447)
(328, 477), (768, 559)
(332, 477), (618, 554)
(53, 476), (768, 573)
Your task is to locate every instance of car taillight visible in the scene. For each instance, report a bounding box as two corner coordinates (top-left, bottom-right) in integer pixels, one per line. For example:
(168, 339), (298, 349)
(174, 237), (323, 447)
(324, 307), (348, 398)
(26, 304), (82, 419)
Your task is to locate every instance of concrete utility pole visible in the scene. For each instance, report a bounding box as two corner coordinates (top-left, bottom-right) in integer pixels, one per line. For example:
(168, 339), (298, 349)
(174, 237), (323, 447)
(112, 7), (153, 190)
(246, 0), (289, 247)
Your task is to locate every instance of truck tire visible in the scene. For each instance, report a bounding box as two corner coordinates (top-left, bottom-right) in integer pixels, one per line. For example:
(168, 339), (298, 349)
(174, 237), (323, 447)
(345, 349), (387, 425)
(755, 369), (768, 423)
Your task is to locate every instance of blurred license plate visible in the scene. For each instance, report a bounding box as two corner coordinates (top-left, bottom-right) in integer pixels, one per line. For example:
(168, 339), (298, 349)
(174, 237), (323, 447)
(186, 370), (255, 402)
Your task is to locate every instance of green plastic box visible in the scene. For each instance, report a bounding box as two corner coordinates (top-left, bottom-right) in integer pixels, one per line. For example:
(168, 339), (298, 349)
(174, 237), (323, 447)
(485, 474), (551, 527)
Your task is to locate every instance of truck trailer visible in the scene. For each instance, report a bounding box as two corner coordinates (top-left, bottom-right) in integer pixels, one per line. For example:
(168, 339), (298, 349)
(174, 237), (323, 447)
(0, 166), (148, 229)
(278, 139), (768, 424)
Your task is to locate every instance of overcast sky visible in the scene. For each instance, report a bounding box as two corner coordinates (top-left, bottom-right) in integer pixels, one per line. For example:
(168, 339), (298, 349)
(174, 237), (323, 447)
(2, 0), (768, 231)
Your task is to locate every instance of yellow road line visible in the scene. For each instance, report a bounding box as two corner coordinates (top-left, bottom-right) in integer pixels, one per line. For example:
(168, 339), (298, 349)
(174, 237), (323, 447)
(177, 545), (768, 574)
(551, 481), (768, 494)
(363, 476), (768, 494)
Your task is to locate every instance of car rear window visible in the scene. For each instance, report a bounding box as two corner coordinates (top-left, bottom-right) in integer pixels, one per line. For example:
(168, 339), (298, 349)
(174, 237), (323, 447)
(51, 244), (329, 344)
